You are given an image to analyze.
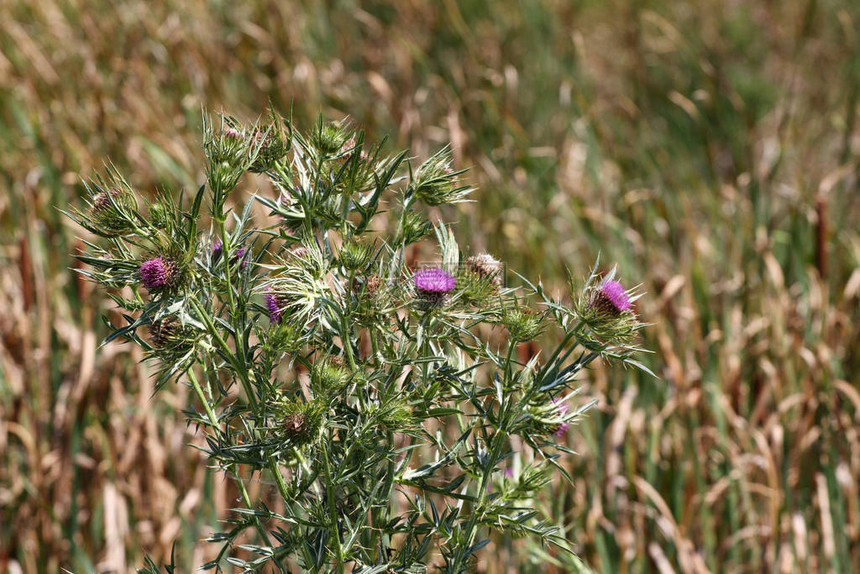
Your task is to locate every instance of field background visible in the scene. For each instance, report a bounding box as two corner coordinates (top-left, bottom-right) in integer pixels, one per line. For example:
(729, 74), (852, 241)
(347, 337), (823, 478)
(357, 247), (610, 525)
(1, 0), (859, 572)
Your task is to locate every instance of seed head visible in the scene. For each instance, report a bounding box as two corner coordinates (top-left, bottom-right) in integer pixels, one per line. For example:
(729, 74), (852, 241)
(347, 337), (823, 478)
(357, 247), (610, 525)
(148, 316), (181, 348)
(465, 253), (503, 286)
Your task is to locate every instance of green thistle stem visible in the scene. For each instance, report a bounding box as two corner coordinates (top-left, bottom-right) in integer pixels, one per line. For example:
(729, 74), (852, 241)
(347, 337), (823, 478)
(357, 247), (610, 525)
(187, 369), (274, 551)
(188, 296), (258, 410)
(321, 439), (346, 572)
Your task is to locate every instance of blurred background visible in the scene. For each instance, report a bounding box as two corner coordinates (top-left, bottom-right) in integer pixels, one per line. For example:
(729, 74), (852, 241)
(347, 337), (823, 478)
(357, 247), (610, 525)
(1, 0), (859, 572)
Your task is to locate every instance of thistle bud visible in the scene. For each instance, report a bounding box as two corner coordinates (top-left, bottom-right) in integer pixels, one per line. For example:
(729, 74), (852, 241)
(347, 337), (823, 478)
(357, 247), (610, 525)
(276, 399), (324, 447)
(90, 187), (137, 235)
(503, 306), (544, 342)
(352, 273), (388, 326)
(459, 253), (504, 307)
(575, 277), (638, 344)
(338, 240), (373, 271)
(249, 117), (291, 173)
(550, 398), (570, 437)
(411, 148), (473, 206)
(311, 119), (349, 156)
(413, 268), (456, 308)
(399, 212), (433, 245)
(148, 202), (171, 230)
(204, 124), (248, 166)
(526, 396), (573, 439)
(310, 357), (352, 395)
(213, 241), (248, 268)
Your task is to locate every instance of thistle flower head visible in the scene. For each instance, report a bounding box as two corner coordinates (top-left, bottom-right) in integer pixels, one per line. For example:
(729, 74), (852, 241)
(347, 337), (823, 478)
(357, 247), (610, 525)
(310, 356), (352, 395)
(148, 316), (181, 348)
(89, 187), (137, 235)
(413, 268), (456, 308)
(592, 280), (631, 316)
(465, 253), (503, 286)
(264, 288), (288, 324)
(574, 273), (639, 345)
(139, 257), (179, 291)
(249, 112), (291, 173)
(275, 399), (325, 448)
(414, 268), (456, 293)
(503, 305), (544, 342)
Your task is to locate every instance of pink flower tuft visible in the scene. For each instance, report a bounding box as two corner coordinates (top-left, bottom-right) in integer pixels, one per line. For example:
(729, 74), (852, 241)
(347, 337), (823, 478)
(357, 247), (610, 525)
(552, 398), (570, 437)
(600, 280), (631, 313)
(414, 268), (456, 294)
(264, 287), (286, 324)
(139, 257), (175, 290)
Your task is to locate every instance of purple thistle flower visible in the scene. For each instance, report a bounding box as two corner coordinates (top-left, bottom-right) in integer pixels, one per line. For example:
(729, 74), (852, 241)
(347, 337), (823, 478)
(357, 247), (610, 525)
(222, 127), (244, 142)
(264, 287), (286, 324)
(234, 247), (248, 268)
(139, 257), (176, 290)
(601, 280), (631, 313)
(552, 398), (570, 437)
(587, 279), (632, 318)
(413, 268), (456, 308)
(213, 241), (248, 268)
(414, 268), (456, 294)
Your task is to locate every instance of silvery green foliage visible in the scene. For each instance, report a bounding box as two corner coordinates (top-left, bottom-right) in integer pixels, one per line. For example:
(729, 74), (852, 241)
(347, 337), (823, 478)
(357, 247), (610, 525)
(69, 110), (649, 573)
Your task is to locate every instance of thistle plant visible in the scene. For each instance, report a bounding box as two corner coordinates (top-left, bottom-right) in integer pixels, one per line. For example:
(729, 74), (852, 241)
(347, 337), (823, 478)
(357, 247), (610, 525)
(67, 108), (650, 573)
